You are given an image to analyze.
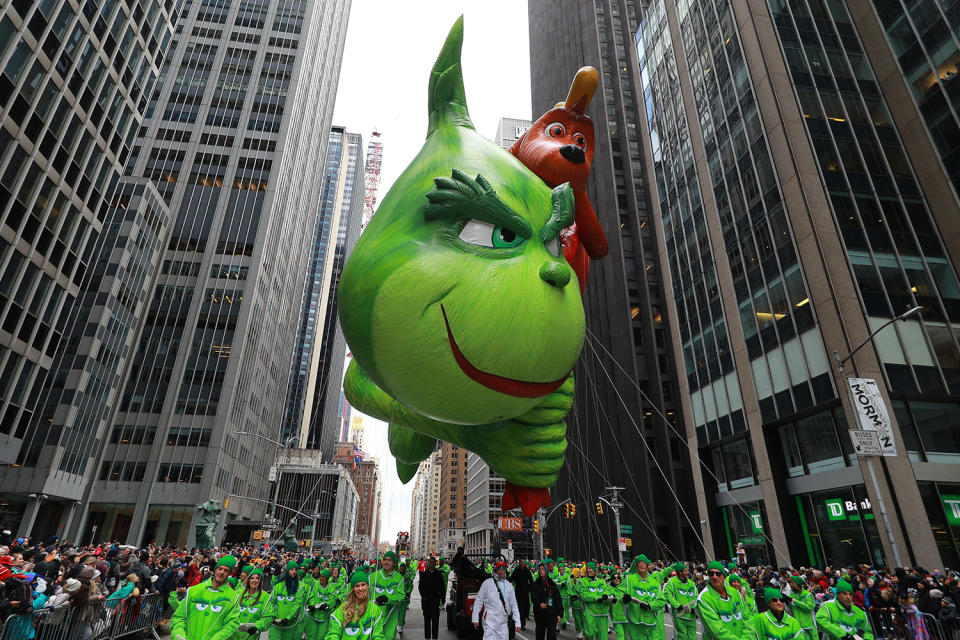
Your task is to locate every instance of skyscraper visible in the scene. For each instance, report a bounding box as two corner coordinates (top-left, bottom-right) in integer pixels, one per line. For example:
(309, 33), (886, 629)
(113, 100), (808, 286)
(1, 0), (351, 545)
(631, 0), (959, 567)
(0, 0), (178, 535)
(528, 0), (698, 562)
(283, 126), (363, 456)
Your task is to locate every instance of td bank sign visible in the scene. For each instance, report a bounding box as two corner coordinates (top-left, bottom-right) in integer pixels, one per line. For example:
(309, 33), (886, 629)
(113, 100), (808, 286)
(944, 495), (960, 526)
(825, 497), (875, 522)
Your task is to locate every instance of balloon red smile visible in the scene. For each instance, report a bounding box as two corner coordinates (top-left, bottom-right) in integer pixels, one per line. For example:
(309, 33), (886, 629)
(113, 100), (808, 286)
(440, 304), (569, 398)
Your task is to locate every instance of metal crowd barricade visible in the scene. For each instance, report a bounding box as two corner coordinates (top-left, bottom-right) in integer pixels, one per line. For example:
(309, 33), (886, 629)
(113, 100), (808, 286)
(868, 608), (908, 640)
(0, 591), (167, 640)
(925, 612), (960, 640)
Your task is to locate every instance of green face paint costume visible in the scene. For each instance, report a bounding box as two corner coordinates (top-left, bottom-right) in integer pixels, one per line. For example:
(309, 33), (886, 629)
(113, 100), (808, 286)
(170, 581), (241, 640)
(338, 17), (583, 517)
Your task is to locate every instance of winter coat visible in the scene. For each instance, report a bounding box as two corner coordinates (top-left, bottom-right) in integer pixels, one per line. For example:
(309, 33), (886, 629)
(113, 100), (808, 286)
(417, 569), (445, 611)
(529, 577), (562, 622)
(472, 576), (521, 640)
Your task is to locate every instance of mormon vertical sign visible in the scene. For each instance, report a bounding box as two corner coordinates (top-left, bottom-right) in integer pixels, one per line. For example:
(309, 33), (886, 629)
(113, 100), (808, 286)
(847, 378), (897, 456)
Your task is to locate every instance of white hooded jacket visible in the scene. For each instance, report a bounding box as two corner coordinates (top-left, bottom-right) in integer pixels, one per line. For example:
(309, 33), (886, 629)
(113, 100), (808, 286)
(472, 575), (521, 640)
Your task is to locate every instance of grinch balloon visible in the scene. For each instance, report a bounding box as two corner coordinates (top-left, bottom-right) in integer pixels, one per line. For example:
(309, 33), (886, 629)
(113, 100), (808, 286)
(338, 17), (585, 515)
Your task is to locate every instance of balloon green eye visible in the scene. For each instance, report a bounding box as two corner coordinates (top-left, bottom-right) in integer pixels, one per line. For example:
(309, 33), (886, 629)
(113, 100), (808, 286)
(459, 220), (525, 249)
(492, 226), (523, 248)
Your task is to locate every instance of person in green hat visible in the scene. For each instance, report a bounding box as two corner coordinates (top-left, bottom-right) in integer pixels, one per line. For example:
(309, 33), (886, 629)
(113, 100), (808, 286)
(727, 573), (756, 623)
(576, 563), (609, 640)
(551, 559), (572, 630)
(568, 562), (587, 639)
(397, 560), (414, 633)
(784, 575), (816, 640)
(170, 554), (241, 640)
(437, 558), (451, 602)
(301, 559), (315, 588)
(266, 560), (309, 640)
(606, 571), (628, 640)
(623, 555), (666, 640)
(663, 562), (696, 640)
(695, 561), (749, 640)
(327, 571), (386, 640)
(753, 589), (803, 640)
(305, 569), (340, 640)
(815, 580), (873, 640)
(234, 569), (271, 640)
(369, 551), (405, 640)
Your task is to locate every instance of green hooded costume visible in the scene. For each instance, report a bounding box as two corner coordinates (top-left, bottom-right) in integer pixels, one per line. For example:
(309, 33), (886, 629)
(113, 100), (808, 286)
(663, 563), (697, 640)
(752, 589), (803, 640)
(368, 553), (406, 640)
(305, 571), (341, 640)
(727, 574), (756, 623)
(170, 575), (241, 640)
(576, 565), (609, 640)
(815, 581), (873, 640)
(695, 563), (750, 640)
(551, 563), (571, 626)
(785, 576), (816, 640)
(267, 562), (309, 640)
(623, 555), (666, 640)
(606, 574), (628, 640)
(233, 570), (271, 640)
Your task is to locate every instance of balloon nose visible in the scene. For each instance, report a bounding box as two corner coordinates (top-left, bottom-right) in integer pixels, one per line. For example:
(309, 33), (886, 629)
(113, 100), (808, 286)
(539, 261), (571, 288)
(559, 144), (585, 164)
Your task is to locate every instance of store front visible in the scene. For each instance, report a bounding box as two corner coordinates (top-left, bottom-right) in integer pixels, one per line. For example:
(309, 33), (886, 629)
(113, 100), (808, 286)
(83, 503), (193, 546)
(918, 481), (960, 567)
(793, 485), (884, 568)
(719, 501), (772, 566)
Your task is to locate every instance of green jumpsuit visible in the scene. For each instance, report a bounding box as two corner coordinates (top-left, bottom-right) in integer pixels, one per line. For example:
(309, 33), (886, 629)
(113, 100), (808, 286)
(815, 600), (874, 640)
(663, 576), (697, 640)
(696, 584), (749, 640)
(607, 579), (629, 640)
(752, 610), (803, 640)
(398, 569), (414, 630)
(786, 589), (816, 640)
(439, 564), (451, 602)
(553, 568), (571, 626)
(170, 580), (241, 640)
(306, 580), (343, 640)
(267, 579), (310, 640)
(570, 574), (586, 636)
(623, 570), (666, 640)
(369, 569), (406, 640)
(233, 590), (271, 640)
(325, 602), (386, 640)
(577, 576), (610, 640)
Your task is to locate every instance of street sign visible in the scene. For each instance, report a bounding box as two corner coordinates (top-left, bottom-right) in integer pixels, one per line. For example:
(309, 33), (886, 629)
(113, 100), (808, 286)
(253, 530), (264, 540)
(849, 430), (883, 456)
(269, 466), (278, 481)
(498, 517), (523, 532)
(624, 538), (632, 547)
(847, 378), (896, 455)
(620, 524), (633, 534)
(302, 525), (313, 532)
(617, 537), (627, 551)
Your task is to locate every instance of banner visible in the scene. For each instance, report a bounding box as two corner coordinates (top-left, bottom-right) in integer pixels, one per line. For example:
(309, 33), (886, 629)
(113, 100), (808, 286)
(847, 378), (897, 456)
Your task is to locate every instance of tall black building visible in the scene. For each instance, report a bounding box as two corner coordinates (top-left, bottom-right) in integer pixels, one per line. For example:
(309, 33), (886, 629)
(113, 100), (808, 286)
(529, 0), (700, 562)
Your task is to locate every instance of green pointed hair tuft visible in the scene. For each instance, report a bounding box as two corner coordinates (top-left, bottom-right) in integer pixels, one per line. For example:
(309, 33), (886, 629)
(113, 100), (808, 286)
(427, 15), (474, 137)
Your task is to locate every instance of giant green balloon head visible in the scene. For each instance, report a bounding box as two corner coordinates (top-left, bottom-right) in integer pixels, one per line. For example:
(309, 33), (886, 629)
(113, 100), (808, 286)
(338, 17), (585, 426)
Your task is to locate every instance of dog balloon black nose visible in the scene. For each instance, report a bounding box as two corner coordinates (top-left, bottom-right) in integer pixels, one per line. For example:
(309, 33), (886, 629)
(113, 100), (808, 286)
(559, 144), (585, 164)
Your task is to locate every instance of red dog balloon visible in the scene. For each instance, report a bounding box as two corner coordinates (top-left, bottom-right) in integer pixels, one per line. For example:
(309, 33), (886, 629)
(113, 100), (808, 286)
(510, 66), (608, 293)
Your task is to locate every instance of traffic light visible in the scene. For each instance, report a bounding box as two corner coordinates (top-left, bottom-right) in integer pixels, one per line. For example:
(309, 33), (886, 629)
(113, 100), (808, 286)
(533, 519), (540, 533)
(570, 503), (576, 517)
(563, 503), (570, 519)
(596, 501), (604, 515)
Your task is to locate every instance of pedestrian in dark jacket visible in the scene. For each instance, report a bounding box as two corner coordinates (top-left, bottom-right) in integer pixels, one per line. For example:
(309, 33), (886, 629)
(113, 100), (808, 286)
(530, 563), (562, 640)
(418, 557), (445, 640)
(127, 552), (153, 592)
(510, 562), (533, 630)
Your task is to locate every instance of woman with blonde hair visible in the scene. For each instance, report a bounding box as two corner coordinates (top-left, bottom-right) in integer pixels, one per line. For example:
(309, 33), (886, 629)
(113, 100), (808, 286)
(325, 571), (385, 640)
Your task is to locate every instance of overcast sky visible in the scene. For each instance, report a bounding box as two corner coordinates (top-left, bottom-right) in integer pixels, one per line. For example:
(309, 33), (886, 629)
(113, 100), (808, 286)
(330, 0), (532, 544)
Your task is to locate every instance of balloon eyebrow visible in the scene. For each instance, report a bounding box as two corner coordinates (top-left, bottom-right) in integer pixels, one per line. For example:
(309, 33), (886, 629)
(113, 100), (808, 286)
(540, 182), (575, 243)
(424, 168), (532, 238)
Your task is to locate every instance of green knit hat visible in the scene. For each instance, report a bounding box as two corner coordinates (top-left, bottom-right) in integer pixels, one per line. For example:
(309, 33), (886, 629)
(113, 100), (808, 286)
(215, 555), (238, 570)
(300, 559), (311, 567)
(586, 562), (597, 571)
(227, 576), (238, 588)
(764, 588), (783, 603)
(248, 568), (264, 578)
(836, 580), (853, 594)
(286, 560), (298, 571)
(242, 564), (254, 575)
(728, 573), (742, 584)
(707, 561), (726, 574)
(319, 569), (331, 578)
(790, 575), (805, 587)
(673, 562), (687, 572)
(350, 570), (369, 587)
(634, 554), (651, 564)
(558, 558), (565, 564)
(383, 551), (398, 563)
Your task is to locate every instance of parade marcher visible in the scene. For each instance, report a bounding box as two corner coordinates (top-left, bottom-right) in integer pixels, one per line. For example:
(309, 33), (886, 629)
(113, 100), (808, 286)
(569, 564), (587, 640)
(663, 562), (697, 640)
(305, 569), (341, 640)
(326, 571), (386, 640)
(577, 562), (610, 640)
(170, 554), (241, 640)
(552, 559), (572, 630)
(530, 562), (562, 640)
(418, 557), (445, 640)
(398, 560), (414, 634)
(729, 573), (756, 623)
(510, 560), (533, 630)
(438, 559), (451, 603)
(267, 560), (309, 640)
(753, 589), (803, 640)
(623, 555), (666, 640)
(815, 580), (874, 640)
(234, 568), (271, 640)
(696, 561), (749, 640)
(369, 551), (406, 640)
(784, 575), (816, 640)
(606, 571), (628, 640)
(472, 561), (521, 640)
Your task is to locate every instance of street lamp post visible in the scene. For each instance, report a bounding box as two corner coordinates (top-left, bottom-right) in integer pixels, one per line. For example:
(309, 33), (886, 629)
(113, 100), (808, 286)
(832, 305), (920, 569)
(597, 487), (625, 566)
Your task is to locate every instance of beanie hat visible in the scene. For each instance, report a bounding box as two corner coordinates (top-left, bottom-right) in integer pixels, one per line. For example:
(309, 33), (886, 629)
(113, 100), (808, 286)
(586, 562), (597, 571)
(242, 565), (254, 575)
(248, 568), (263, 578)
(790, 575), (805, 587)
(633, 554), (651, 566)
(64, 578), (82, 593)
(216, 555), (238, 570)
(836, 580), (853, 593)
(349, 570), (368, 587)
(227, 577), (238, 588)
(286, 560), (298, 571)
(931, 589), (943, 598)
(707, 561), (726, 574)
(728, 574), (741, 584)
(300, 559), (311, 567)
(383, 551), (397, 563)
(673, 562), (687, 572)
(319, 569), (331, 578)
(764, 588), (783, 603)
